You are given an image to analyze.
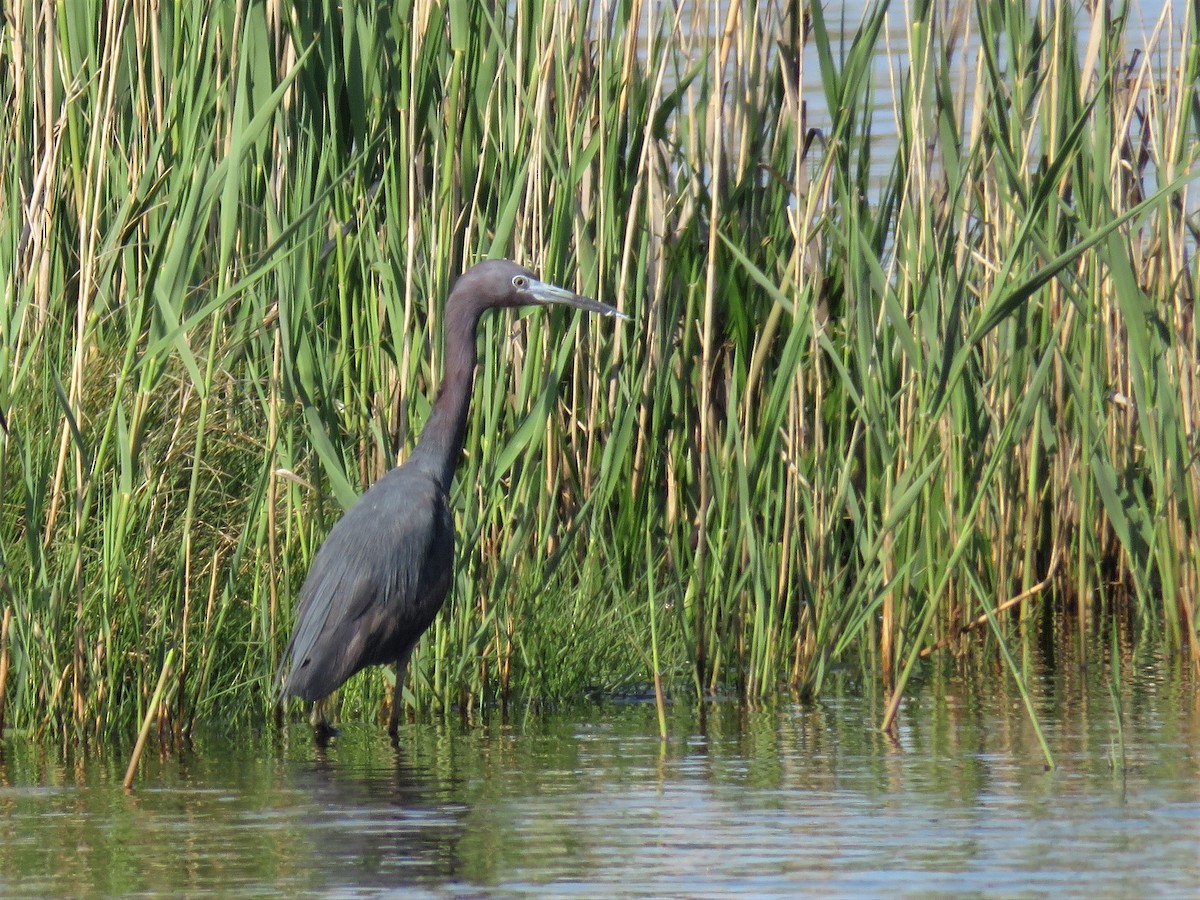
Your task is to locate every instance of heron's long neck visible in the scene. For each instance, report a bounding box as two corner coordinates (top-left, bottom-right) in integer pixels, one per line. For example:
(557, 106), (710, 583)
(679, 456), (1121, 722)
(408, 302), (483, 491)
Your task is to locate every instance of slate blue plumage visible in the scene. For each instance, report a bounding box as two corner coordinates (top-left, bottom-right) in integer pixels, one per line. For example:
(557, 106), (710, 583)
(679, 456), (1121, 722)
(279, 259), (629, 738)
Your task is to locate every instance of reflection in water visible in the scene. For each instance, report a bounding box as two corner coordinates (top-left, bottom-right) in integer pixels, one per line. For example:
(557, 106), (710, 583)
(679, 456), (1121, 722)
(291, 740), (469, 891)
(1, 643), (1198, 896)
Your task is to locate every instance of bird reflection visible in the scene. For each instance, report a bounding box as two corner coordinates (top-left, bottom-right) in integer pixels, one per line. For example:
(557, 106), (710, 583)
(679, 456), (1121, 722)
(291, 733), (469, 890)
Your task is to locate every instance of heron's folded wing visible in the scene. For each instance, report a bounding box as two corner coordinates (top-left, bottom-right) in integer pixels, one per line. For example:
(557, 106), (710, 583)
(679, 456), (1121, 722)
(281, 469), (450, 700)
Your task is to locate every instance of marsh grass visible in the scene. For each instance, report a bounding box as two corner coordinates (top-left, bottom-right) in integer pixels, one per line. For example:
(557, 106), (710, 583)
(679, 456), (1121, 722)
(0, 0), (1197, 744)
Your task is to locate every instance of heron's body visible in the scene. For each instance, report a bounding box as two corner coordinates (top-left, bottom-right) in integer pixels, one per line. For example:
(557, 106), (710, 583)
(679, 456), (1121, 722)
(278, 259), (628, 738)
(281, 465), (452, 702)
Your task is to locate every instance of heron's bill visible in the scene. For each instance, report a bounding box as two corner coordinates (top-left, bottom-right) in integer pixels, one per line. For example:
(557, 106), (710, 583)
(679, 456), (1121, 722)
(527, 279), (632, 320)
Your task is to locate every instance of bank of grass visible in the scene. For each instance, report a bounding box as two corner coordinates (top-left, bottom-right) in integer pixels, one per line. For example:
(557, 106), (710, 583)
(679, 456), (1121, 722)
(0, 0), (1197, 745)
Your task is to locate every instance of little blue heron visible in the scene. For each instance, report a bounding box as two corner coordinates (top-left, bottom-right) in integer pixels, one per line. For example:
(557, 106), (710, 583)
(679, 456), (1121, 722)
(279, 259), (629, 738)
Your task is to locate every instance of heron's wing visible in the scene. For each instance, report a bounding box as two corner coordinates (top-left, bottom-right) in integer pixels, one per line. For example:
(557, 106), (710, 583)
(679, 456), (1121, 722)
(280, 468), (452, 701)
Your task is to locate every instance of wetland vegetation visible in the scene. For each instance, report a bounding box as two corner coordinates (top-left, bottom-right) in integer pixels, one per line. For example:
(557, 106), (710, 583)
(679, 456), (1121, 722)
(0, 0), (1197, 751)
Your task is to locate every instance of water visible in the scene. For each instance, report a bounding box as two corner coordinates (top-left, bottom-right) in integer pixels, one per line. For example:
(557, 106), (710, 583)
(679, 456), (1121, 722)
(797, 0), (1192, 195)
(2, 652), (1197, 897)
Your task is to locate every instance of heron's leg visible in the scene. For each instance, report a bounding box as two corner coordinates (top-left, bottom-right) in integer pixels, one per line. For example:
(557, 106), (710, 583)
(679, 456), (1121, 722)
(388, 648), (414, 740)
(310, 697), (339, 743)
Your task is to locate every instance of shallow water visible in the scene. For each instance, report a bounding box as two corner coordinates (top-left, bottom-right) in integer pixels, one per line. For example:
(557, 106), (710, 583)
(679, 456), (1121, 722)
(2, 651), (1198, 898)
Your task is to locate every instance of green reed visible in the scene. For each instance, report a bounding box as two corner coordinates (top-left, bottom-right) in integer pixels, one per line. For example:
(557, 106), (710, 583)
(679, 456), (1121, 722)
(0, 0), (1196, 743)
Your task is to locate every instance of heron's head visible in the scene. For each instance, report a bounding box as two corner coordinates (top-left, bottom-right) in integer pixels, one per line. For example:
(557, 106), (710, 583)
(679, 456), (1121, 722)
(451, 259), (629, 319)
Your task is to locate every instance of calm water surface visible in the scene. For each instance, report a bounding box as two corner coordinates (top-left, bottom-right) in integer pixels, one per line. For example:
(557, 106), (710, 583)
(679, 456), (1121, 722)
(2, 653), (1198, 897)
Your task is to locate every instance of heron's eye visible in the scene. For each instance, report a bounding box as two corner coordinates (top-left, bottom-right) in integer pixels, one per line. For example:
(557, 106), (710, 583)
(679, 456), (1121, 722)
(512, 275), (528, 290)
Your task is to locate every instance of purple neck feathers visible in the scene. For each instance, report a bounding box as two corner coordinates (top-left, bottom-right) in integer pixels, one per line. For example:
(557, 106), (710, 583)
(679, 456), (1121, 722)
(407, 297), (485, 491)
